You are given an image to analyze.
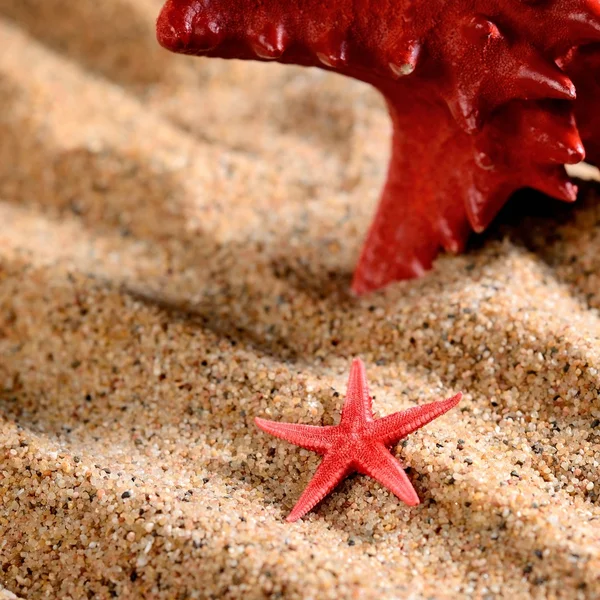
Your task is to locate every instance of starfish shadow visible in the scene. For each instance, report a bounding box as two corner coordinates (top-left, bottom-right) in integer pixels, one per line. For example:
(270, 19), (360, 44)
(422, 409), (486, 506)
(494, 181), (600, 308)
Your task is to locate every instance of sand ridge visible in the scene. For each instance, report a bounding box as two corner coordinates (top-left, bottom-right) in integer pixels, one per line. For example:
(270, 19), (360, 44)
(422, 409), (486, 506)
(1, 1), (600, 598)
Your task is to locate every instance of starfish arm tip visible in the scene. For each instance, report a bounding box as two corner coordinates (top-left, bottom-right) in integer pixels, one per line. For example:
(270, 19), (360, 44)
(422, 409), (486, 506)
(406, 493), (421, 507)
(449, 392), (463, 405)
(284, 499), (316, 523)
(395, 475), (421, 507)
(285, 512), (302, 523)
(254, 416), (270, 430)
(351, 357), (365, 369)
(349, 280), (365, 296)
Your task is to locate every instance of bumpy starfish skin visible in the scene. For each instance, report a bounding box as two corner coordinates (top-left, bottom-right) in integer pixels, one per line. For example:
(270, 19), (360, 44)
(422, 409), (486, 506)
(255, 359), (462, 522)
(565, 44), (600, 167)
(157, 0), (600, 293)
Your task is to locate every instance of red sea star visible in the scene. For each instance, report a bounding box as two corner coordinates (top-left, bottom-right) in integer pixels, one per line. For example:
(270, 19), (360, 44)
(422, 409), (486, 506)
(255, 359), (462, 522)
(156, 0), (600, 294)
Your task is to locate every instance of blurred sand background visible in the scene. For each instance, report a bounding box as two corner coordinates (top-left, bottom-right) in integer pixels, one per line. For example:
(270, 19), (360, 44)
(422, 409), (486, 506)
(1, 1), (600, 598)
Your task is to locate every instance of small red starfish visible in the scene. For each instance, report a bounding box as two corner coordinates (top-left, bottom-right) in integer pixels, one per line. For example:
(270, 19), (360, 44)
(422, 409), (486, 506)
(256, 359), (462, 522)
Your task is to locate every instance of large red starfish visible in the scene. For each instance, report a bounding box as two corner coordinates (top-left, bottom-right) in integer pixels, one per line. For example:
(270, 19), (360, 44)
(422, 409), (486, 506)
(156, 0), (600, 294)
(255, 359), (462, 522)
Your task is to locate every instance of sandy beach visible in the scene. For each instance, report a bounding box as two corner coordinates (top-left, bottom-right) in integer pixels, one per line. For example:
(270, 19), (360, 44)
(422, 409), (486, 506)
(1, 1), (600, 598)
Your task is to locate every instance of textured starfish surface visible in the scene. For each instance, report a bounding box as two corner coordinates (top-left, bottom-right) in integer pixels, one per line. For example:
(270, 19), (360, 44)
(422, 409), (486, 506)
(564, 43), (600, 167)
(255, 359), (462, 522)
(156, 0), (600, 293)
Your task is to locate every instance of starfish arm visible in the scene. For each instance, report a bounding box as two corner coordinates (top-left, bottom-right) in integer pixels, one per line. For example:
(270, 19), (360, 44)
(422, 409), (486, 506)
(368, 393), (462, 447)
(357, 444), (420, 507)
(566, 45), (600, 167)
(255, 417), (335, 453)
(351, 96), (472, 295)
(340, 358), (373, 426)
(286, 452), (352, 522)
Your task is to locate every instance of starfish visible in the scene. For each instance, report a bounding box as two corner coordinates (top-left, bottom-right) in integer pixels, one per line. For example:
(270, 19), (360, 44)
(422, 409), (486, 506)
(255, 359), (462, 522)
(156, 0), (600, 294)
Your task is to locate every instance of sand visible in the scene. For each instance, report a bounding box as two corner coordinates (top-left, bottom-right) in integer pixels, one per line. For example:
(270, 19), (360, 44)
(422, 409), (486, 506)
(1, 1), (600, 598)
